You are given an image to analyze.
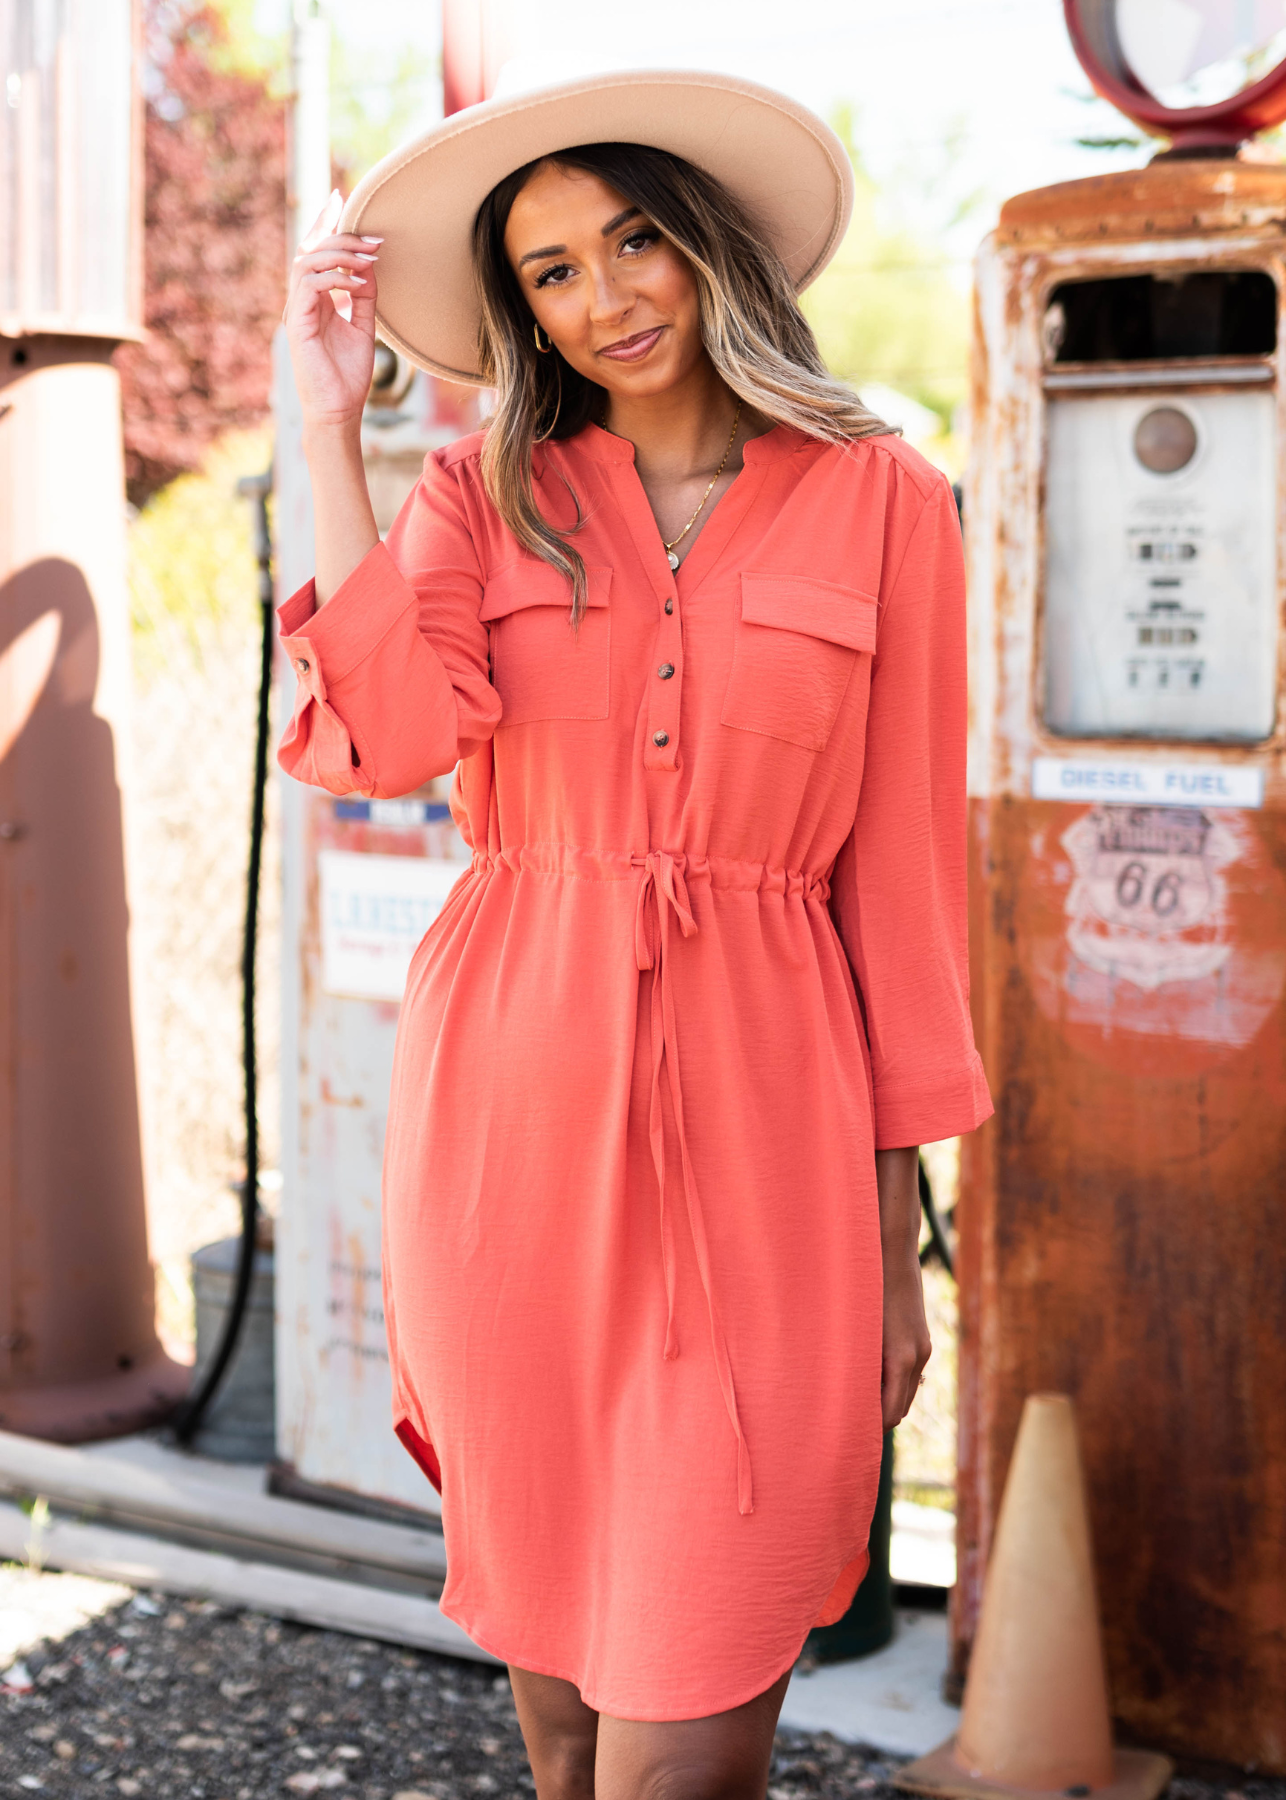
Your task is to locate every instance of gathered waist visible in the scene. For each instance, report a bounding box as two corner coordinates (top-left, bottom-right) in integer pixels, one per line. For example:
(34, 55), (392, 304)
(469, 842), (832, 905)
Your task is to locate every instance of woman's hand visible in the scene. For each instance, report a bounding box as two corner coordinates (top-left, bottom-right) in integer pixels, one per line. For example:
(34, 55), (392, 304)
(285, 192), (382, 435)
(876, 1146), (932, 1430)
(283, 194), (383, 604)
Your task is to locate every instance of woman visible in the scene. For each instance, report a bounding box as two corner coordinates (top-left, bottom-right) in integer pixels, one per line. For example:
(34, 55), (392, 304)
(280, 71), (991, 1800)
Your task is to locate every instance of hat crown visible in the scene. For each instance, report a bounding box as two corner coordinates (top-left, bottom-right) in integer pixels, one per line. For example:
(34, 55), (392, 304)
(341, 69), (854, 385)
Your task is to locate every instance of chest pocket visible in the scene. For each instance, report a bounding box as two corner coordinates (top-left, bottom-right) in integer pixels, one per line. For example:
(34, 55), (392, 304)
(720, 573), (879, 753)
(480, 561), (612, 727)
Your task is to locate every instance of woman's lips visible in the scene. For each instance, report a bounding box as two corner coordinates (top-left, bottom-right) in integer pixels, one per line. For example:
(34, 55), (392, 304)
(599, 326), (664, 363)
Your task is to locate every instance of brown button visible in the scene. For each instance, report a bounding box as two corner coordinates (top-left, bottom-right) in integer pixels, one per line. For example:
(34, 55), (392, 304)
(294, 657), (310, 674)
(664, 598), (674, 615)
(658, 663), (675, 680)
(652, 730), (670, 747)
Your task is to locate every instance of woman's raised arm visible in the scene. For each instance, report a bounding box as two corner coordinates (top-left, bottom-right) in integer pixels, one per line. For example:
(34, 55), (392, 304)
(276, 200), (502, 799)
(284, 194), (384, 603)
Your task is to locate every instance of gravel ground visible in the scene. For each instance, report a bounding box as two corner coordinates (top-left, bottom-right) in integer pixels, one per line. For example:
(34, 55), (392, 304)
(0, 1591), (909, 1800)
(3, 1586), (1285, 1800)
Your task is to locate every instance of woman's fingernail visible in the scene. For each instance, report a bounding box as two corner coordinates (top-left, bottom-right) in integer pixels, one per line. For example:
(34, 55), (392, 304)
(361, 235), (384, 244)
(354, 252), (378, 263)
(349, 275), (367, 284)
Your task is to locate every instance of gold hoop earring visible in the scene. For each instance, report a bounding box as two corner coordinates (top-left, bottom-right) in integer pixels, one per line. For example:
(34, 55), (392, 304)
(533, 322), (553, 354)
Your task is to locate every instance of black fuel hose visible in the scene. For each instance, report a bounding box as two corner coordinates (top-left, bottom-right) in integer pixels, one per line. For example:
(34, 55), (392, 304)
(918, 1154), (956, 1280)
(173, 470), (274, 1444)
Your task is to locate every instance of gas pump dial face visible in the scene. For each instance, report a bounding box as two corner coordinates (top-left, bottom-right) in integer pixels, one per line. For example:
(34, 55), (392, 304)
(1065, 0), (1286, 149)
(1134, 406), (1197, 475)
(1044, 388), (1277, 744)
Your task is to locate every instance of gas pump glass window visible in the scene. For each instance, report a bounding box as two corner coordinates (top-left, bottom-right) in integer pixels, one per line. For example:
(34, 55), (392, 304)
(1042, 270), (1279, 744)
(1116, 0), (1286, 109)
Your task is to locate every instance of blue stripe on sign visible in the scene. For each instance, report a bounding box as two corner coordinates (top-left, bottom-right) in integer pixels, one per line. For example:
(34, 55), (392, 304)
(332, 800), (453, 824)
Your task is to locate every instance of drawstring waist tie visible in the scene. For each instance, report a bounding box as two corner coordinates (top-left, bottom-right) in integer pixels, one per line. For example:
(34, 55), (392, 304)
(632, 850), (754, 1517)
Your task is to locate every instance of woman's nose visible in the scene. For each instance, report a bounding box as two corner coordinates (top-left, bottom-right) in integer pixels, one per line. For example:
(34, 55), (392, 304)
(587, 268), (630, 324)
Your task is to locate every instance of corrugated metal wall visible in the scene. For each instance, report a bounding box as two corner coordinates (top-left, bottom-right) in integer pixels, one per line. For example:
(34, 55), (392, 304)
(0, 0), (139, 337)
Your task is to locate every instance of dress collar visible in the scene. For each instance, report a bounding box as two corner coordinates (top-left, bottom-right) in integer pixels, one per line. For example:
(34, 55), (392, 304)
(563, 419), (812, 467)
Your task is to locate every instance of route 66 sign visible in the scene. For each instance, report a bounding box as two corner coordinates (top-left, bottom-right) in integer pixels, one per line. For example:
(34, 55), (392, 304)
(1062, 804), (1237, 988)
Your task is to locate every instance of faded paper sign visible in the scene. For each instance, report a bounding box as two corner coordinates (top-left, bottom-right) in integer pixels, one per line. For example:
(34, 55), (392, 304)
(319, 849), (462, 1002)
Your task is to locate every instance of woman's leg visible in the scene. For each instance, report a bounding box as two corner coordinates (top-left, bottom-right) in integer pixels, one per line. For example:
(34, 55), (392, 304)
(509, 1667), (599, 1800)
(594, 1667), (793, 1800)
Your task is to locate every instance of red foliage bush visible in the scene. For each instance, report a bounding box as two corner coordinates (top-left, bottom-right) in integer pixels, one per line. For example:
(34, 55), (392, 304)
(115, 3), (286, 507)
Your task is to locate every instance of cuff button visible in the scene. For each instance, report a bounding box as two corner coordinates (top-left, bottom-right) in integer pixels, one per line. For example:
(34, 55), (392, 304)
(294, 657), (310, 675)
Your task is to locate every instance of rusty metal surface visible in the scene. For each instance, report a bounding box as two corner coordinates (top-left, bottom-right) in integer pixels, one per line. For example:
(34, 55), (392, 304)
(960, 160), (1286, 1769)
(0, 343), (185, 1440)
(997, 158), (1286, 250)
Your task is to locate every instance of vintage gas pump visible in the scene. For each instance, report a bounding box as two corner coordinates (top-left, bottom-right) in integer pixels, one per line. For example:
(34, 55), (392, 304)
(959, 3), (1286, 1767)
(274, 356), (480, 1517)
(273, 3), (498, 1518)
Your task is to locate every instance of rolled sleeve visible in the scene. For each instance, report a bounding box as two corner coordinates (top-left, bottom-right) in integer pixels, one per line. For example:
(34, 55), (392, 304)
(276, 451), (502, 798)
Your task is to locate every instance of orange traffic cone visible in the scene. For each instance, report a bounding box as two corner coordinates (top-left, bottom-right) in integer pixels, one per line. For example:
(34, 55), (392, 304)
(895, 1394), (1173, 1800)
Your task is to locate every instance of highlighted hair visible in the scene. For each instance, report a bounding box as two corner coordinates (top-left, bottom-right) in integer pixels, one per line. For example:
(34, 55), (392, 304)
(472, 141), (893, 622)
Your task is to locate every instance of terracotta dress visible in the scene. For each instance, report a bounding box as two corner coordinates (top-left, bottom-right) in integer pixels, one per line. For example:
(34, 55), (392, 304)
(277, 421), (992, 1720)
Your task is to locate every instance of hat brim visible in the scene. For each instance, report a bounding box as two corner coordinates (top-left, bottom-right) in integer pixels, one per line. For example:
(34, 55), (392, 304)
(339, 69), (855, 386)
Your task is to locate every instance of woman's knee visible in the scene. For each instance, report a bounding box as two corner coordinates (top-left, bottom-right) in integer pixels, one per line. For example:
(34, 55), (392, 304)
(602, 1740), (772, 1800)
(595, 1671), (789, 1800)
(507, 1666), (598, 1800)
(608, 1742), (760, 1800)
(533, 1734), (598, 1800)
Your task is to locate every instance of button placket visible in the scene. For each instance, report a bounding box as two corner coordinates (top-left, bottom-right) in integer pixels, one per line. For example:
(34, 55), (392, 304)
(644, 585), (683, 770)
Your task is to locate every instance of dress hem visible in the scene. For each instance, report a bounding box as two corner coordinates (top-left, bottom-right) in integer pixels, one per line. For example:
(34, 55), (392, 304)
(398, 1415), (873, 1720)
(438, 1597), (814, 1723)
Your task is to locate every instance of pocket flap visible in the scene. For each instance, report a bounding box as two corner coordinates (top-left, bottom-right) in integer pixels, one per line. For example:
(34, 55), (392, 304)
(740, 574), (878, 654)
(480, 559), (611, 621)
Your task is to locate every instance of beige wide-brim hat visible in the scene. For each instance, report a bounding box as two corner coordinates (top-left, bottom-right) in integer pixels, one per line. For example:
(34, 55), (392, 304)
(339, 69), (855, 386)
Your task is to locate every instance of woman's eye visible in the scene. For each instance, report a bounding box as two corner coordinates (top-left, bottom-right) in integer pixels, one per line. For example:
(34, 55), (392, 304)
(621, 230), (659, 255)
(534, 262), (573, 288)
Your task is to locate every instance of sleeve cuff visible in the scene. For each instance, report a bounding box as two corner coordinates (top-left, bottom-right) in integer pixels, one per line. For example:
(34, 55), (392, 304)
(276, 579), (318, 636)
(276, 541), (422, 688)
(872, 1052), (994, 1150)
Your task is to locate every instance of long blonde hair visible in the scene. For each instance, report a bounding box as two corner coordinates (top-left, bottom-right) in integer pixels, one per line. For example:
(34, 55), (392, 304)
(471, 141), (894, 621)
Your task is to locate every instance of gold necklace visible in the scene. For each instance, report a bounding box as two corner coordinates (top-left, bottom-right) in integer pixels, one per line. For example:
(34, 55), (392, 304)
(662, 399), (743, 571)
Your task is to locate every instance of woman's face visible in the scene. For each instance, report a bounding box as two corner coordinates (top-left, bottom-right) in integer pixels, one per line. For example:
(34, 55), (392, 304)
(503, 162), (705, 402)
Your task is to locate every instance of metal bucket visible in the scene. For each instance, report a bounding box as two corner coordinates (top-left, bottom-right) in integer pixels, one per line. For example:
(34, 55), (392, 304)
(189, 1235), (276, 1462)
